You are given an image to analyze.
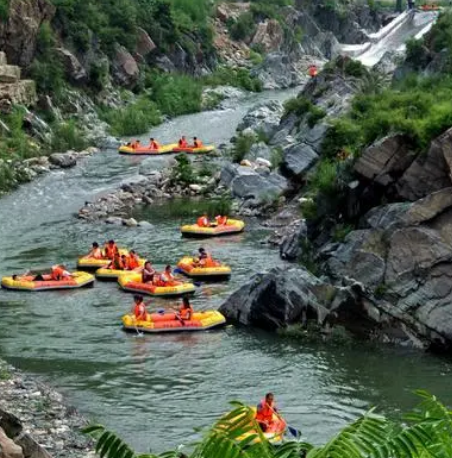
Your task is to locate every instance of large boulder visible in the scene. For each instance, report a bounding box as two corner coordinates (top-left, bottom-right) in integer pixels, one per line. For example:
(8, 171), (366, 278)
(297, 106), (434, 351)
(250, 53), (307, 90)
(0, 0), (56, 68)
(0, 428), (23, 458)
(237, 100), (284, 139)
(55, 48), (87, 84)
(135, 27), (156, 58)
(112, 46), (139, 88)
(279, 220), (307, 261)
(282, 142), (318, 178)
(396, 128), (452, 201)
(322, 188), (452, 350)
(49, 152), (76, 168)
(219, 267), (330, 330)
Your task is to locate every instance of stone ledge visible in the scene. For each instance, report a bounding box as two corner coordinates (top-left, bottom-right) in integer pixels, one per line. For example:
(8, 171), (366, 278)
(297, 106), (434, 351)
(0, 64), (21, 83)
(0, 80), (37, 106)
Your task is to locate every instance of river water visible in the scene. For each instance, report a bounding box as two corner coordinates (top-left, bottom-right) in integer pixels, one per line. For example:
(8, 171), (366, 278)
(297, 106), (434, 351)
(0, 89), (452, 454)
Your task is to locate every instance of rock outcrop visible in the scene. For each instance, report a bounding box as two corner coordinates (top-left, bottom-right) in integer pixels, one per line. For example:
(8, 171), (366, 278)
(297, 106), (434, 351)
(0, 0), (55, 68)
(237, 100), (284, 139)
(112, 46), (139, 88)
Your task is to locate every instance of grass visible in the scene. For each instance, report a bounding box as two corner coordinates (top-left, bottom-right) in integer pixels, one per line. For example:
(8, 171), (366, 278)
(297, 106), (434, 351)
(231, 134), (256, 163)
(0, 0), (8, 21)
(99, 96), (161, 136)
(50, 119), (89, 152)
(202, 67), (263, 93)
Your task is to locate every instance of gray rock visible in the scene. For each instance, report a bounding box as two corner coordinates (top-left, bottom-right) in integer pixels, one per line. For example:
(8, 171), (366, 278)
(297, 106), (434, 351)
(97, 136), (120, 150)
(237, 100), (284, 139)
(55, 47), (87, 84)
(48, 152), (76, 168)
(282, 142), (318, 178)
(246, 142), (272, 161)
(105, 216), (123, 225)
(280, 220), (307, 261)
(219, 267), (329, 330)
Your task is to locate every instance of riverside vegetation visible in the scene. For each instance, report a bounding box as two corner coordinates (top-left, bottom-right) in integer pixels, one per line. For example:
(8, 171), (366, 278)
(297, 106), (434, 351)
(84, 390), (452, 458)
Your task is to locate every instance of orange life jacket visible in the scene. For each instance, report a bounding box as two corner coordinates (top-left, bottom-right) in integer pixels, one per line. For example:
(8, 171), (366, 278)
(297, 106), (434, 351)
(308, 66), (318, 78)
(180, 305), (193, 320)
(215, 215), (227, 226)
(127, 255), (140, 270)
(197, 216), (209, 227)
(134, 302), (146, 320)
(150, 141), (160, 150)
(104, 244), (117, 260)
(179, 139), (188, 148)
(51, 266), (65, 281)
(255, 400), (274, 424)
(194, 139), (203, 148)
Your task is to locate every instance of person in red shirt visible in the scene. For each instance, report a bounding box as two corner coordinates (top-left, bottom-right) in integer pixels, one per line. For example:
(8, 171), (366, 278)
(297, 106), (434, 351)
(197, 214), (209, 227)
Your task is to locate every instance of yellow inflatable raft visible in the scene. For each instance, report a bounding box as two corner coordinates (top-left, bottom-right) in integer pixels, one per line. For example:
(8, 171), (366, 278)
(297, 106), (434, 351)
(180, 219), (245, 237)
(177, 256), (231, 280)
(118, 143), (178, 155)
(77, 249), (128, 271)
(95, 266), (144, 281)
(222, 407), (286, 445)
(122, 310), (226, 333)
(1, 271), (95, 292)
(172, 145), (215, 155)
(118, 273), (196, 297)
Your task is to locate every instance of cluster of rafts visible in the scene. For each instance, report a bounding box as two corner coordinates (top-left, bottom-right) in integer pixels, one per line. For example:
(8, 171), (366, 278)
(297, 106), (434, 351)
(1, 218), (245, 335)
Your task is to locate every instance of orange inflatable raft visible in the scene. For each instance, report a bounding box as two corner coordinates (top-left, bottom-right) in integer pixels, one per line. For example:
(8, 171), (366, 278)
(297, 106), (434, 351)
(118, 143), (178, 155)
(1, 271), (95, 291)
(118, 273), (196, 297)
(122, 310), (226, 333)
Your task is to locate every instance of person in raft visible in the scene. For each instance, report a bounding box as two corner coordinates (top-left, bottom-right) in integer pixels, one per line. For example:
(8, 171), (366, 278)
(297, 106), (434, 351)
(108, 251), (124, 270)
(103, 240), (118, 260)
(255, 393), (279, 432)
(87, 242), (103, 259)
(178, 136), (188, 148)
(132, 295), (151, 321)
(193, 137), (203, 148)
(197, 213), (211, 227)
(130, 139), (141, 149)
(215, 215), (228, 226)
(177, 296), (194, 323)
(126, 250), (141, 270)
(149, 137), (160, 150)
(161, 265), (176, 284)
(142, 261), (156, 283)
(12, 264), (72, 282)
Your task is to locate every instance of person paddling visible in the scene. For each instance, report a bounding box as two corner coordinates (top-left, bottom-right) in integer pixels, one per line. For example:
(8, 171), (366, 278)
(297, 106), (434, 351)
(256, 393), (279, 432)
(149, 137), (160, 150)
(175, 297), (194, 324)
(87, 242), (103, 259)
(193, 137), (203, 148)
(178, 136), (188, 148)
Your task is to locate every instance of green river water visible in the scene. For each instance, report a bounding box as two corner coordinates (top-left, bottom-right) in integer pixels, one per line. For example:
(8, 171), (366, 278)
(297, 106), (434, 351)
(0, 90), (452, 453)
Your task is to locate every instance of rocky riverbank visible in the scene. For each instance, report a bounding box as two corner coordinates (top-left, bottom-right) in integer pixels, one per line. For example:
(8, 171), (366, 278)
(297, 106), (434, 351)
(0, 359), (93, 458)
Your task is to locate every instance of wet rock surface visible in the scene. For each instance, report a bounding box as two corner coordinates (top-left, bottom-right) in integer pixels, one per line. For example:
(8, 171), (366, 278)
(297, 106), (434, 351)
(0, 359), (93, 458)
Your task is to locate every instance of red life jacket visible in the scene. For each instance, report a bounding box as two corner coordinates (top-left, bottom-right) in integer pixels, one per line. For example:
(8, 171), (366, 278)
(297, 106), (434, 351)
(104, 244), (117, 259)
(180, 305), (193, 320)
(197, 216), (209, 227)
(51, 266), (65, 281)
(134, 303), (146, 320)
(127, 255), (140, 270)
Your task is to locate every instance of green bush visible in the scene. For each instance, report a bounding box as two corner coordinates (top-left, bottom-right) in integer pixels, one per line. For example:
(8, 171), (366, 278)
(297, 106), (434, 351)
(149, 73), (203, 117)
(283, 96), (312, 117)
(202, 67), (262, 92)
(405, 38), (430, 69)
(308, 160), (338, 197)
(99, 96), (161, 136)
(229, 12), (256, 41)
(307, 106), (327, 128)
(270, 147), (283, 170)
(170, 153), (197, 185)
(232, 134), (255, 163)
(0, 0), (8, 21)
(343, 59), (367, 78)
(50, 120), (89, 152)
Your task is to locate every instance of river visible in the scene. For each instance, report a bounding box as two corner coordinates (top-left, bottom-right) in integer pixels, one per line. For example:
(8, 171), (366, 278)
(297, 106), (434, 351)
(0, 89), (452, 454)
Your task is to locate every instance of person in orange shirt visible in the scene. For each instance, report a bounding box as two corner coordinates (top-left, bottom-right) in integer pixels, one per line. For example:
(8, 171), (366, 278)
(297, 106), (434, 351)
(177, 297), (194, 322)
(103, 240), (118, 260)
(108, 252), (125, 270)
(149, 138), (160, 150)
(193, 137), (203, 148)
(197, 214), (209, 227)
(178, 136), (188, 148)
(132, 295), (151, 321)
(87, 242), (103, 259)
(255, 393), (278, 432)
(126, 250), (140, 270)
(51, 265), (72, 281)
(215, 215), (228, 226)
(308, 65), (318, 78)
